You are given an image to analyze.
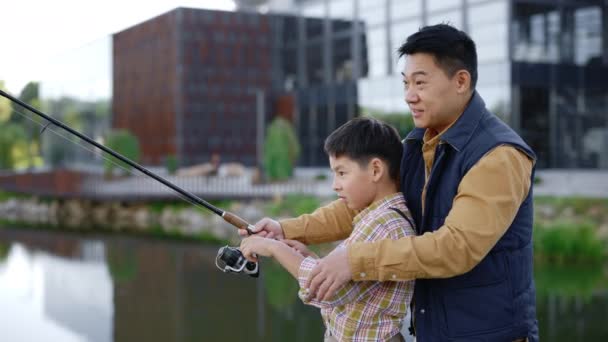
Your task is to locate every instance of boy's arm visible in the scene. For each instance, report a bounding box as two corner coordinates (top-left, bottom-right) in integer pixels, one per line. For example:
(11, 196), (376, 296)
(280, 199), (358, 244)
(268, 240), (306, 278)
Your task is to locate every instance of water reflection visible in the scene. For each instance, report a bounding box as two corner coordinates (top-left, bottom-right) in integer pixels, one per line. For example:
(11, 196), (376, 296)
(0, 228), (324, 342)
(1, 228), (606, 341)
(0, 241), (112, 342)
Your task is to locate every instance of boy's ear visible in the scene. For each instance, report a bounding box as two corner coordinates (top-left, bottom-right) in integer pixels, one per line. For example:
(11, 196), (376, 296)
(370, 158), (384, 182)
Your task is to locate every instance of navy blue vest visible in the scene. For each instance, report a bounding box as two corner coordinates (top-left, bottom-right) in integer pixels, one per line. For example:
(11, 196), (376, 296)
(401, 93), (539, 341)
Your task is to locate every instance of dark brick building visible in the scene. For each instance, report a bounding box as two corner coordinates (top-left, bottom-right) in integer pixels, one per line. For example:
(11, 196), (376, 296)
(112, 7), (365, 167)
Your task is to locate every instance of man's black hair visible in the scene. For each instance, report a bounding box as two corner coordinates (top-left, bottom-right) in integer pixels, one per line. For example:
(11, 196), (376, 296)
(398, 23), (478, 89)
(324, 117), (403, 182)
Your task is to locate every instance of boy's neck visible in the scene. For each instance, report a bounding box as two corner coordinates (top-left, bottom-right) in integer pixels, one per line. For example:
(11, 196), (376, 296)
(371, 182), (399, 205)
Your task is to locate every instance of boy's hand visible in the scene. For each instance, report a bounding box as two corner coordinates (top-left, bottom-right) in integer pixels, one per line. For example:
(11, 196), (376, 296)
(240, 236), (278, 262)
(238, 217), (285, 239)
(282, 239), (319, 259)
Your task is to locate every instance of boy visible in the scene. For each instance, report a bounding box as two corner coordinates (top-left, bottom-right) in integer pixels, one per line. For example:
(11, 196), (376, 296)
(240, 117), (415, 342)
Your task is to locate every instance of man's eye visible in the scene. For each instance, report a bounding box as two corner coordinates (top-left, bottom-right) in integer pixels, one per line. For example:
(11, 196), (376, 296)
(416, 81), (425, 86)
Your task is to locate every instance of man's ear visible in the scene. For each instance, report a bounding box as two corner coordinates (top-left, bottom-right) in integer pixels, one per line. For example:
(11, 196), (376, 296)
(454, 69), (471, 94)
(370, 158), (384, 182)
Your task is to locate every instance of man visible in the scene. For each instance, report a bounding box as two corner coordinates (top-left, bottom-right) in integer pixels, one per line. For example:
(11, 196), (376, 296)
(242, 24), (538, 341)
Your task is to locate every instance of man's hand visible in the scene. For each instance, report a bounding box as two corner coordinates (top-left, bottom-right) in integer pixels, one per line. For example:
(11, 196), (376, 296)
(238, 217), (285, 239)
(306, 247), (352, 301)
(240, 236), (279, 262)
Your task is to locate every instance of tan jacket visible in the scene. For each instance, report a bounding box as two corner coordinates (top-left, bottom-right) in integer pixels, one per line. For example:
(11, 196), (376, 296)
(280, 144), (533, 281)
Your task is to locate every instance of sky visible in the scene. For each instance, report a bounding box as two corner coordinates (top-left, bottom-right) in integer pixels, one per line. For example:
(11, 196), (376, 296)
(0, 0), (236, 95)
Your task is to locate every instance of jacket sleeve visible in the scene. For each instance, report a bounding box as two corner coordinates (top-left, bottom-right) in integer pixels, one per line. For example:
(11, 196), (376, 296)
(347, 146), (534, 281)
(280, 199), (357, 244)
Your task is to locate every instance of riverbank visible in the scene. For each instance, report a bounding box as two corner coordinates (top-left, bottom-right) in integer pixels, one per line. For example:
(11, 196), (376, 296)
(0, 191), (606, 263)
(0, 192), (324, 245)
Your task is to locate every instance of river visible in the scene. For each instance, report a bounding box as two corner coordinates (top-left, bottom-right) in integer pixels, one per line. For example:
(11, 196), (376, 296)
(0, 227), (606, 341)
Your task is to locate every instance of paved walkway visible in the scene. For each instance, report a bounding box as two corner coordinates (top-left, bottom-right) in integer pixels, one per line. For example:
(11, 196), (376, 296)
(534, 170), (608, 198)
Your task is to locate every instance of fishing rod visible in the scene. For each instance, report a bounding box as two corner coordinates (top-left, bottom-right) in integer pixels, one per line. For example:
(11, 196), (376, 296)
(0, 89), (256, 235)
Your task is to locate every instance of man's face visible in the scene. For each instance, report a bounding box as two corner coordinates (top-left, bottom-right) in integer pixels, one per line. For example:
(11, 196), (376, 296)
(402, 52), (466, 133)
(329, 155), (375, 211)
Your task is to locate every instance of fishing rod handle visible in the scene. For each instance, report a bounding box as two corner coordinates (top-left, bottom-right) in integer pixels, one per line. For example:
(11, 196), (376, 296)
(222, 211), (255, 235)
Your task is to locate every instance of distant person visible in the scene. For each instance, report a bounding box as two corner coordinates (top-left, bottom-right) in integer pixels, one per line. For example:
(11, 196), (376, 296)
(243, 24), (539, 341)
(240, 117), (416, 341)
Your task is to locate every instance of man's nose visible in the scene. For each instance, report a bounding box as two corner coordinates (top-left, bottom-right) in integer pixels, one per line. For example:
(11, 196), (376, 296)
(405, 88), (418, 104)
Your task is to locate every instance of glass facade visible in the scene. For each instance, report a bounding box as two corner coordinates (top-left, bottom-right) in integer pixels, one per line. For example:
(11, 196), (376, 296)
(511, 0), (608, 168)
(268, 0), (608, 169)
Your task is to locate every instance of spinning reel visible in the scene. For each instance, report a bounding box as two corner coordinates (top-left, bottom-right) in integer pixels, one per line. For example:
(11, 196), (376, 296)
(215, 246), (259, 277)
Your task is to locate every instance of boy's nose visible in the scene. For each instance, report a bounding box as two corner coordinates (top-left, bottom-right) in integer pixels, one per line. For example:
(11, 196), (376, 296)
(332, 179), (341, 192)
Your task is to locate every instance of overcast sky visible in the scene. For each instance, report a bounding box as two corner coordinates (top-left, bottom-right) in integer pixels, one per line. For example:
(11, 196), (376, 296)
(0, 0), (235, 94)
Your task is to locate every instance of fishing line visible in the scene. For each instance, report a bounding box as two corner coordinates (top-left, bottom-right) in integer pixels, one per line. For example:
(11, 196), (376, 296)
(10, 105), (208, 212)
(0, 89), (255, 233)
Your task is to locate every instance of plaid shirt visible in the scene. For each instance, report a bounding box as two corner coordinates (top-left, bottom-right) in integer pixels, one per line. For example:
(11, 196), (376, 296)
(297, 193), (416, 341)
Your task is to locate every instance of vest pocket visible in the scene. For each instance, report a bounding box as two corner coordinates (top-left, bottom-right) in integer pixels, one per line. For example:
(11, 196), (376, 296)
(440, 277), (515, 337)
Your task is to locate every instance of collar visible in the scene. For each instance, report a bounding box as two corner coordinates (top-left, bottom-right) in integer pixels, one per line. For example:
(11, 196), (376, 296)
(404, 91), (486, 152)
(352, 192), (405, 225)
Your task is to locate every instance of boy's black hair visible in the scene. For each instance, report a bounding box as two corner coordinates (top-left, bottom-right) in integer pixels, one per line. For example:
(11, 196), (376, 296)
(324, 117), (403, 182)
(398, 23), (478, 89)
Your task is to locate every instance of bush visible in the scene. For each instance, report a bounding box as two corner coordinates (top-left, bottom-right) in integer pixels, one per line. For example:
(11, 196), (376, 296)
(165, 155), (179, 175)
(0, 122), (27, 169)
(266, 194), (320, 217)
(104, 129), (140, 177)
(534, 221), (605, 265)
(263, 118), (300, 181)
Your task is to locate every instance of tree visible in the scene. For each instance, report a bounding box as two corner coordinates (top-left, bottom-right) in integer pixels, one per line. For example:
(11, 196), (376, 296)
(104, 129), (141, 178)
(360, 106), (415, 138)
(0, 81), (11, 122)
(263, 118), (300, 181)
(0, 121), (27, 169)
(0, 81), (29, 170)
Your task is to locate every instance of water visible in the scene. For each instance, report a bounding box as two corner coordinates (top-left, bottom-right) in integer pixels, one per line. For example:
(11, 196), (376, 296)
(0, 228), (323, 342)
(0, 227), (606, 341)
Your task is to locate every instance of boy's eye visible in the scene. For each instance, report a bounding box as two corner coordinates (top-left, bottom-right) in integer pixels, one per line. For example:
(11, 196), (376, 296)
(338, 171), (346, 176)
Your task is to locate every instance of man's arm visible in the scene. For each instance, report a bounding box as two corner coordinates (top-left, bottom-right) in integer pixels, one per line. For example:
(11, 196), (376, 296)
(347, 146), (534, 281)
(280, 199), (357, 244)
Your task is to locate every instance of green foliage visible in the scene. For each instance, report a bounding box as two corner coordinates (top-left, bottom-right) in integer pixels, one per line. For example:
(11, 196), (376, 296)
(266, 194), (321, 217)
(165, 155), (179, 175)
(360, 107), (415, 138)
(0, 121), (28, 169)
(0, 81), (11, 122)
(263, 118), (300, 181)
(104, 129), (141, 177)
(533, 221), (605, 265)
(0, 242), (9, 261)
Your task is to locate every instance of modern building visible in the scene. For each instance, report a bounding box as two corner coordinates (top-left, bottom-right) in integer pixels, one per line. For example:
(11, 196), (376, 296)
(112, 7), (365, 167)
(40, 1), (607, 170)
(259, 0), (608, 169)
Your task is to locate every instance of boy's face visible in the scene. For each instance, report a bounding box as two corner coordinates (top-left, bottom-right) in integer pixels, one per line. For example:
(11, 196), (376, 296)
(329, 155), (376, 211)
